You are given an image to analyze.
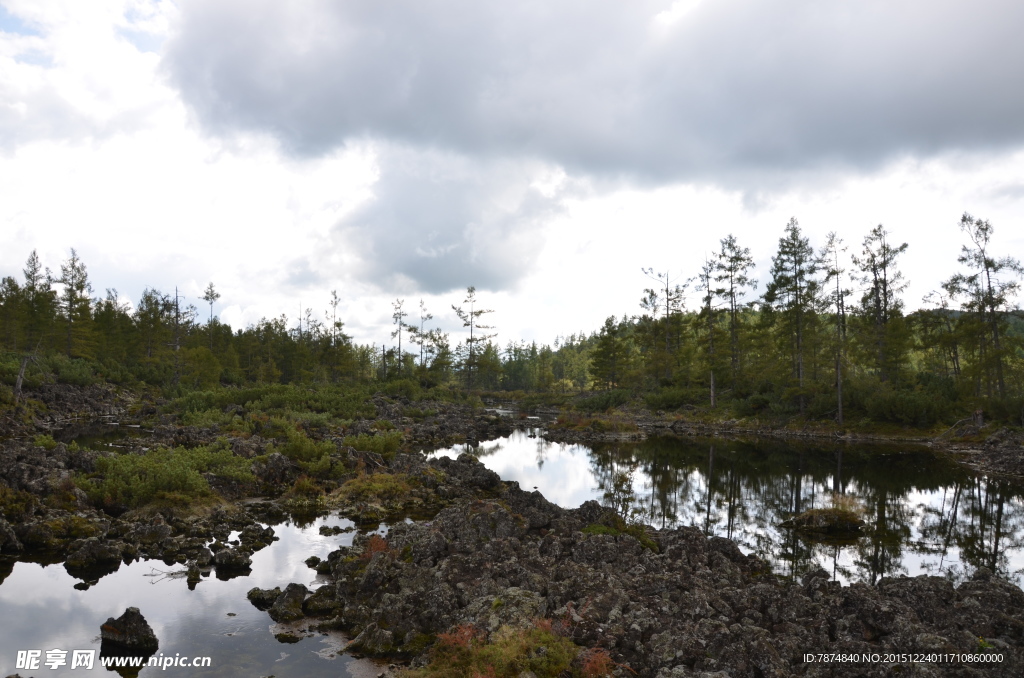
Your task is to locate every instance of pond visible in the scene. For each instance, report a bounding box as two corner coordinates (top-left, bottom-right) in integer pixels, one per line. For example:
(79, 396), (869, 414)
(430, 430), (1024, 586)
(3, 427), (1021, 676)
(0, 514), (387, 677)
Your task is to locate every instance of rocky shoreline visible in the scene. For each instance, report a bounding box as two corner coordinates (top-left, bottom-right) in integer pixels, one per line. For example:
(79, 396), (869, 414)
(3, 384), (1024, 677)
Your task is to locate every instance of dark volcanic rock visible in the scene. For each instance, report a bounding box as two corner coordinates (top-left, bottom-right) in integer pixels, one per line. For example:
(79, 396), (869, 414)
(65, 537), (125, 574)
(100, 607), (158, 652)
(247, 586), (282, 611)
(212, 546), (252, 571)
(268, 583), (308, 622)
(0, 517), (23, 553)
(248, 456), (1024, 676)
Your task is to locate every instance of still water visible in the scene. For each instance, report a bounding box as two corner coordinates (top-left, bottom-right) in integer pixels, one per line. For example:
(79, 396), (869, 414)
(432, 430), (1024, 586)
(3, 430), (1021, 676)
(0, 514), (386, 677)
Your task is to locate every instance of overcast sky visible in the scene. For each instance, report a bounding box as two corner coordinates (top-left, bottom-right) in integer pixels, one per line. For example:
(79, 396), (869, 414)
(2, 0), (1024, 347)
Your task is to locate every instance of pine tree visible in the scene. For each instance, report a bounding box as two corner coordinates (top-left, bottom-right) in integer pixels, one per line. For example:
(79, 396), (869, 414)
(763, 218), (821, 415)
(714, 234), (756, 391)
(943, 213), (1023, 399)
(56, 248), (94, 358)
(852, 225), (909, 382)
(452, 286), (495, 388)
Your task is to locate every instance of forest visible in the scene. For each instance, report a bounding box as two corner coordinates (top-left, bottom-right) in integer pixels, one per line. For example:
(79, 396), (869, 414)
(1, 213), (1022, 429)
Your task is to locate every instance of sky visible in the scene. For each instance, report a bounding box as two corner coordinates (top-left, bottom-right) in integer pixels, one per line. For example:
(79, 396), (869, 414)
(2, 0), (1024, 348)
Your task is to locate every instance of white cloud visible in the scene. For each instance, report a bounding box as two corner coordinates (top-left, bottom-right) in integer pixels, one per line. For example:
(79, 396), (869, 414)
(1, 0), (1023, 352)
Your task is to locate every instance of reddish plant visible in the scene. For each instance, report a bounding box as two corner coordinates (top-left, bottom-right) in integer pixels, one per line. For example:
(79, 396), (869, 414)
(437, 623), (482, 649)
(360, 534), (390, 560)
(580, 648), (615, 677)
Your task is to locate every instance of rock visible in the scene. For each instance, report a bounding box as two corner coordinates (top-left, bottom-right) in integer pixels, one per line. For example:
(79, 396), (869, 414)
(303, 585), (342, 616)
(247, 586), (282, 611)
(0, 517), (23, 553)
(268, 583), (308, 622)
(65, 537), (124, 573)
(99, 607), (159, 652)
(252, 453), (298, 487)
(348, 623), (394, 655)
(212, 546), (252, 570)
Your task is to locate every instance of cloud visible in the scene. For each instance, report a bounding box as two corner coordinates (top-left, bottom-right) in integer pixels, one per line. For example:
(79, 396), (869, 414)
(332, 145), (570, 293)
(164, 0), (1024, 183)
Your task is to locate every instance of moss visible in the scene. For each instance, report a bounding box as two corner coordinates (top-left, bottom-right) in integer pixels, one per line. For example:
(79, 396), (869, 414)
(582, 513), (659, 553)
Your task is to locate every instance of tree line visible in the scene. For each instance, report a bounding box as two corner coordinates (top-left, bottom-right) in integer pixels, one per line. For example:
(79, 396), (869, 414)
(1, 212), (1022, 427)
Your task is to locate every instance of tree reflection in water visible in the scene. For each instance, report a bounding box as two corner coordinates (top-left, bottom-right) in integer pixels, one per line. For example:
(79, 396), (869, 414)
(580, 436), (1024, 585)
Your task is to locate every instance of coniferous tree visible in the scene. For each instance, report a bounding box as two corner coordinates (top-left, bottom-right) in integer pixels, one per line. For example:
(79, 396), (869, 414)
(591, 316), (629, 390)
(452, 286), (495, 388)
(714, 234), (756, 391)
(56, 248), (94, 358)
(763, 218), (821, 415)
(852, 225), (909, 383)
(202, 282), (221, 350)
(821, 232), (851, 424)
(943, 213), (1023, 399)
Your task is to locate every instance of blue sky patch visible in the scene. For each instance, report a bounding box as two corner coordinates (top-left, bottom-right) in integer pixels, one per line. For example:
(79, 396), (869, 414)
(0, 4), (39, 36)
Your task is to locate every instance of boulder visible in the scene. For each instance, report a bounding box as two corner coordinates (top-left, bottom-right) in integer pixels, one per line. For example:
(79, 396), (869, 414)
(268, 583), (308, 622)
(65, 537), (124, 573)
(212, 546), (251, 570)
(99, 607), (159, 652)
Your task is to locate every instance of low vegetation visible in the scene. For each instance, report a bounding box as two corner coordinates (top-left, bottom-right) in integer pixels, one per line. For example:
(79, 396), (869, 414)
(401, 620), (619, 678)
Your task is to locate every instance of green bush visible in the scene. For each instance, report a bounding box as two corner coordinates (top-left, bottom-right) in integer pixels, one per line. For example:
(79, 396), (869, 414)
(864, 386), (951, 427)
(271, 429), (337, 463)
(577, 389), (631, 413)
(44, 354), (97, 386)
(343, 431), (403, 460)
(33, 434), (58, 450)
(644, 387), (702, 411)
(383, 378), (421, 400)
(79, 442), (254, 510)
(404, 622), (581, 678)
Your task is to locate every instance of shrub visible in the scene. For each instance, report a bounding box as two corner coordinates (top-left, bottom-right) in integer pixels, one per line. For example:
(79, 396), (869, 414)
(289, 475), (323, 497)
(33, 434), (58, 450)
(403, 622), (581, 678)
(576, 390), (631, 414)
(78, 442), (254, 511)
(337, 473), (412, 502)
(0, 485), (38, 520)
(343, 431), (403, 460)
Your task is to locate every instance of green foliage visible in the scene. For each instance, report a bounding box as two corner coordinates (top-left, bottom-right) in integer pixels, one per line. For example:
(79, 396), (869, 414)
(862, 385), (951, 427)
(576, 389), (631, 413)
(42, 354), (97, 386)
(33, 433), (58, 450)
(582, 512), (659, 553)
(289, 475), (324, 497)
(79, 442), (254, 510)
(272, 429), (337, 463)
(0, 485), (38, 520)
(343, 431), (403, 460)
(644, 387), (702, 411)
(403, 622), (583, 678)
(337, 472), (412, 502)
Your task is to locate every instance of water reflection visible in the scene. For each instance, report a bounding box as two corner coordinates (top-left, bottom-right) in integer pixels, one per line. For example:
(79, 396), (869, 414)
(0, 514), (384, 677)
(434, 431), (1024, 585)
